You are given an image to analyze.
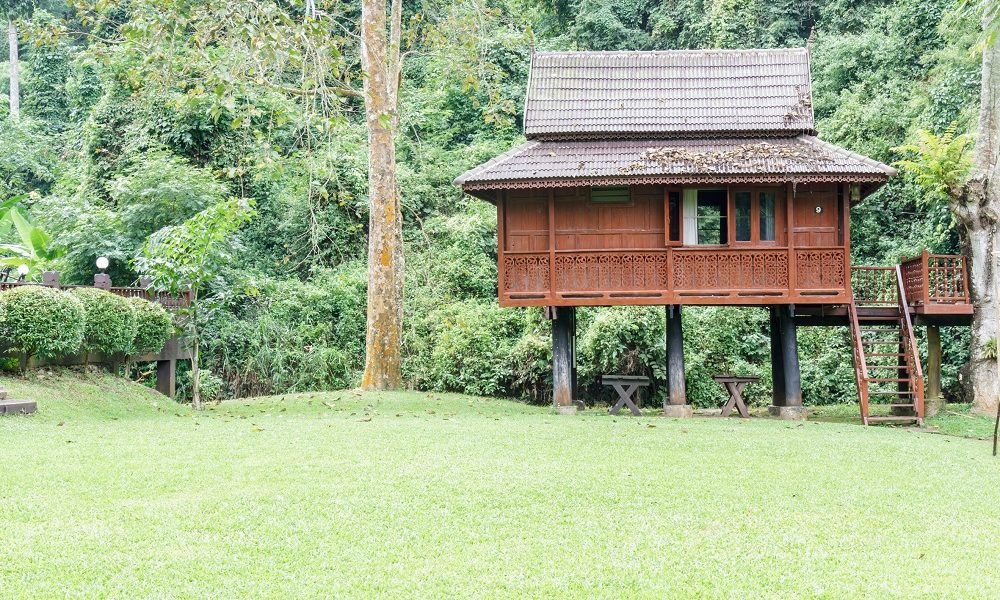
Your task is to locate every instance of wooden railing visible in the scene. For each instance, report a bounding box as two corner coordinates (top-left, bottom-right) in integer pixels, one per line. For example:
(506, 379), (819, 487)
(896, 265), (925, 420)
(672, 248), (788, 292)
(0, 279), (190, 309)
(900, 251), (970, 306)
(851, 266), (898, 306)
(500, 247), (851, 303)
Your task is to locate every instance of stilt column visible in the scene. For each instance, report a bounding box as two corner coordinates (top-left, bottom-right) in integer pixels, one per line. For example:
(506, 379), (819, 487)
(664, 305), (692, 417)
(156, 359), (176, 398)
(551, 306), (576, 415)
(925, 325), (944, 416)
(769, 304), (806, 420)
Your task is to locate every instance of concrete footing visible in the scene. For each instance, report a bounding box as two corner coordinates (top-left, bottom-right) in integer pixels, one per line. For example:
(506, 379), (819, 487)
(0, 399), (37, 415)
(555, 405), (578, 416)
(768, 405), (808, 420)
(662, 404), (693, 418)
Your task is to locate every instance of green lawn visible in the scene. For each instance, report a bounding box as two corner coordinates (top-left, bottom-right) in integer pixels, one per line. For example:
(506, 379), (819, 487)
(2, 371), (999, 598)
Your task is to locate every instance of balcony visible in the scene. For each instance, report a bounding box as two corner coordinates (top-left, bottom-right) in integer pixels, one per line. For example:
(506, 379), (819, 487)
(500, 247), (851, 306)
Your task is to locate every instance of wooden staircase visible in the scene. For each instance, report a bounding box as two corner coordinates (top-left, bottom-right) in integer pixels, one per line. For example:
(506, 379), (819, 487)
(848, 265), (924, 426)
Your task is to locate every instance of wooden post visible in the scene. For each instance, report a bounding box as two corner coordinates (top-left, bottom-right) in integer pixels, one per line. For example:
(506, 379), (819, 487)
(926, 325), (944, 416)
(551, 306), (576, 414)
(769, 306), (786, 407)
(769, 304), (806, 419)
(664, 304), (692, 417)
(156, 359), (176, 398)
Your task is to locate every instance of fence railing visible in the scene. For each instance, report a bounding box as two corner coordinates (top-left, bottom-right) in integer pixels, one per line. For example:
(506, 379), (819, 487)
(900, 250), (970, 306)
(0, 272), (190, 310)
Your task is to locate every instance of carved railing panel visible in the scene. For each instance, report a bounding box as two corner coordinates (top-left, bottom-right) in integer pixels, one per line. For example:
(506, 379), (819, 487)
(900, 256), (925, 304)
(502, 253), (550, 294)
(927, 254), (969, 304)
(795, 249), (846, 289)
(554, 252), (668, 292)
(673, 249), (788, 291)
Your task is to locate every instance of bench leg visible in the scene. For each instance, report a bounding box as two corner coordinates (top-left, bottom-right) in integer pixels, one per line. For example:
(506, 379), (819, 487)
(610, 383), (642, 416)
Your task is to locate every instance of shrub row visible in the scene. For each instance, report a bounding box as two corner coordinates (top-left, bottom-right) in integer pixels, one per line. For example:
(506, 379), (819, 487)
(0, 285), (173, 362)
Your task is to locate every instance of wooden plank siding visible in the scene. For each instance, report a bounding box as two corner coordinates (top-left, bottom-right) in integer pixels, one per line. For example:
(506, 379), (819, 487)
(497, 183), (853, 307)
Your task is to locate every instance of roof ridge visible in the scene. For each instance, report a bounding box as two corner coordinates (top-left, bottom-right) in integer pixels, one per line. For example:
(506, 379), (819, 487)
(533, 47), (808, 56)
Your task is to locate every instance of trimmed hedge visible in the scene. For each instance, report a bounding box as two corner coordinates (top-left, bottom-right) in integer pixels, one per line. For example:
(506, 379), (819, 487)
(70, 288), (138, 356)
(128, 296), (173, 355)
(0, 285), (86, 359)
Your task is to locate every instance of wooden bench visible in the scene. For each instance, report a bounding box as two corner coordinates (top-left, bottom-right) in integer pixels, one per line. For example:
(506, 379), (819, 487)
(602, 375), (650, 416)
(712, 375), (759, 418)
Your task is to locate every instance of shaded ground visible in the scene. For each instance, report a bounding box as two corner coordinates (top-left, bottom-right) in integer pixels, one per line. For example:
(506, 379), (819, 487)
(1, 371), (998, 598)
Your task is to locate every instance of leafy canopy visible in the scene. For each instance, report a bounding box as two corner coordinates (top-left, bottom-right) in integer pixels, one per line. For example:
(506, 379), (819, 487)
(135, 199), (256, 295)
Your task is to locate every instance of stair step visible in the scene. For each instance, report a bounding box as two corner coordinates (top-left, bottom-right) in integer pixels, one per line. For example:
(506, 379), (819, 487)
(866, 353), (906, 357)
(867, 415), (920, 423)
(866, 365), (907, 369)
(867, 377), (911, 383)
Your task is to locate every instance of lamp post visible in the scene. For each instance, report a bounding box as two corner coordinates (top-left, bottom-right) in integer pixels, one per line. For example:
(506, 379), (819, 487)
(94, 256), (111, 290)
(16, 264), (28, 282)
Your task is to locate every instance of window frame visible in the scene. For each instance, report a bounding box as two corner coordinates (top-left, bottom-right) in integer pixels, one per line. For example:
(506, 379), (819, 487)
(666, 185), (786, 247)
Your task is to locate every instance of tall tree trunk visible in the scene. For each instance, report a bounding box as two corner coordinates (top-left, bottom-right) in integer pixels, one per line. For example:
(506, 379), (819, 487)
(963, 37), (1000, 415)
(359, 0), (404, 390)
(8, 20), (18, 120)
(190, 288), (202, 409)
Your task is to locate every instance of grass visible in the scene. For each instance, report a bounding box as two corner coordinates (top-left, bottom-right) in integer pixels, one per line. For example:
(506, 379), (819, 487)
(2, 370), (999, 598)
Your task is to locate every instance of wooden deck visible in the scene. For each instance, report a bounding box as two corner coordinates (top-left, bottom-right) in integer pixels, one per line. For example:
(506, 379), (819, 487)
(798, 252), (973, 326)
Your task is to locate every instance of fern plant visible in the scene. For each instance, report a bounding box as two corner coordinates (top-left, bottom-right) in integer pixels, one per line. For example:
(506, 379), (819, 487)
(893, 123), (974, 204)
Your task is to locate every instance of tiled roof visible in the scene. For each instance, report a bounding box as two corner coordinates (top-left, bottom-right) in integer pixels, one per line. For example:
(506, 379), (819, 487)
(455, 136), (895, 190)
(524, 48), (814, 139)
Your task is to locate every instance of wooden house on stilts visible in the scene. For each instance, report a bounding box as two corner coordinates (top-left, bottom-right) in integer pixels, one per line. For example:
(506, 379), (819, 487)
(455, 48), (973, 424)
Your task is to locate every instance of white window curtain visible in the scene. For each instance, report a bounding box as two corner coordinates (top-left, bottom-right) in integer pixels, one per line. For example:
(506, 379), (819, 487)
(682, 189), (698, 245)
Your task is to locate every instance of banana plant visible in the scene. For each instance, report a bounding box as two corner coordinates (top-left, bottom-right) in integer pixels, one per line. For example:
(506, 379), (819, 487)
(0, 195), (61, 278)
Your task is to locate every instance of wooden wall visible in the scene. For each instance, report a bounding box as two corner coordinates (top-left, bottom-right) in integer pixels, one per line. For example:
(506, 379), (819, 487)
(791, 183), (842, 247)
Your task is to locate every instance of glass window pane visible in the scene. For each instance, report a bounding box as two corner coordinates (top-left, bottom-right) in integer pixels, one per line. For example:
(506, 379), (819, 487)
(759, 191), (776, 241)
(668, 191), (680, 242)
(735, 191), (751, 241)
(695, 190), (727, 245)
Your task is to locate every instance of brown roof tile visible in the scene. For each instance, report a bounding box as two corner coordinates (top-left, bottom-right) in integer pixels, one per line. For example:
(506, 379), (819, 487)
(524, 48), (814, 139)
(455, 136), (895, 189)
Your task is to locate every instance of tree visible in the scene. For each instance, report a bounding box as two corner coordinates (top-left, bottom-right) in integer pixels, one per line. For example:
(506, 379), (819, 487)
(359, 0), (404, 390)
(8, 18), (18, 119)
(898, 1), (1000, 414)
(135, 199), (255, 409)
(959, 0), (1000, 415)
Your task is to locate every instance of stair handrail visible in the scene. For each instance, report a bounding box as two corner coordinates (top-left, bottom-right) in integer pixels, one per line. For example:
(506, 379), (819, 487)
(895, 265), (925, 420)
(847, 300), (871, 424)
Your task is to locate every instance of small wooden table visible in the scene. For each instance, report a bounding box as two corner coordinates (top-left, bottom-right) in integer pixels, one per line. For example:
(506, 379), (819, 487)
(713, 375), (759, 418)
(602, 375), (650, 416)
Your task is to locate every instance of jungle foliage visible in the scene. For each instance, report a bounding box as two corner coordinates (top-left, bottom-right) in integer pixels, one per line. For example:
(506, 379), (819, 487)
(0, 0), (983, 406)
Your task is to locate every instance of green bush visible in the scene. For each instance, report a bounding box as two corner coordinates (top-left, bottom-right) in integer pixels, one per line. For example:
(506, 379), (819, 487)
(128, 296), (173, 355)
(0, 285), (85, 360)
(70, 288), (138, 356)
(198, 264), (368, 397)
(577, 306), (667, 406)
(405, 299), (528, 396)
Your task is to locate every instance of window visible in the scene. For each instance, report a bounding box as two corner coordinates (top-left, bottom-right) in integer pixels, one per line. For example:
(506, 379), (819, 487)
(759, 191), (776, 241)
(735, 191), (752, 242)
(590, 186), (630, 203)
(667, 190), (680, 242)
(683, 189), (728, 245)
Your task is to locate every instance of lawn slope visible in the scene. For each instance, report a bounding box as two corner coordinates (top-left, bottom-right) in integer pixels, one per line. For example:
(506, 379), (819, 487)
(1, 372), (998, 598)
